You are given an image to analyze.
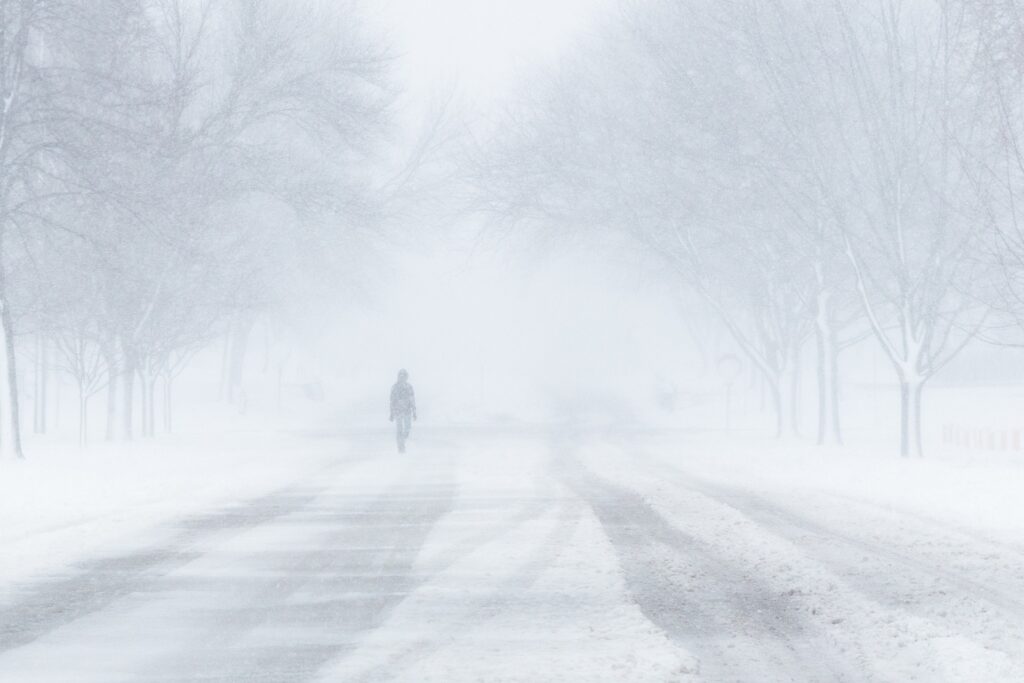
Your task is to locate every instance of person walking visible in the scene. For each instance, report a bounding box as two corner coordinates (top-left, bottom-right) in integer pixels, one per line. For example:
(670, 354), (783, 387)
(389, 369), (417, 452)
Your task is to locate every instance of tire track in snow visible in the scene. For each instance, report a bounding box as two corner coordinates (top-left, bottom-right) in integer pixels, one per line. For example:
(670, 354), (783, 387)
(694, 483), (1024, 615)
(681, 478), (1024, 664)
(0, 453), (369, 654)
(556, 448), (857, 682)
(162, 457), (567, 682)
(146, 467), (459, 683)
(0, 441), (566, 683)
(310, 451), (574, 681)
(140, 450), (564, 682)
(339, 503), (583, 683)
(633, 446), (1024, 668)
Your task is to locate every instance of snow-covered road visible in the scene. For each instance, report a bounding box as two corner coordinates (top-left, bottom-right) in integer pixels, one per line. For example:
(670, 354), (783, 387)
(0, 429), (1021, 681)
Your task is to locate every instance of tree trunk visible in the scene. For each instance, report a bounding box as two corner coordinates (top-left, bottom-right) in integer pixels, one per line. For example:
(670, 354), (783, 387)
(78, 390), (88, 448)
(138, 371), (149, 438)
(829, 341), (843, 445)
(814, 293), (842, 446)
(122, 351), (136, 441)
(53, 369), (60, 432)
(789, 348), (802, 437)
(262, 320), (272, 373)
(899, 377), (925, 457)
(104, 348), (118, 442)
(0, 284), (23, 459)
(218, 331), (231, 401)
(758, 372), (766, 413)
(137, 369), (157, 438)
(227, 318), (253, 405)
(276, 362), (284, 411)
(162, 375), (172, 433)
(34, 332), (47, 434)
(768, 373), (788, 438)
(147, 374), (156, 437)
(815, 323), (829, 445)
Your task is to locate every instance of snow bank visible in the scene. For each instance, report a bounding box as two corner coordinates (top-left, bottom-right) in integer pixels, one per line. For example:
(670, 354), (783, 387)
(643, 431), (1024, 545)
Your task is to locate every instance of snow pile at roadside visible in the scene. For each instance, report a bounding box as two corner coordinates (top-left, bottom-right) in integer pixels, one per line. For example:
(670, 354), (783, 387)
(647, 432), (1024, 545)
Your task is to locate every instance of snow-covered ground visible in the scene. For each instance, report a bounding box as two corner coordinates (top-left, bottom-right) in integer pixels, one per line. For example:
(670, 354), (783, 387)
(0, 423), (1022, 681)
(0, 419), (347, 596)
(582, 430), (1024, 681)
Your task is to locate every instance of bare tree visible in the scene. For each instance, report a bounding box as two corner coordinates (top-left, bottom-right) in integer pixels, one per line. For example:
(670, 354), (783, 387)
(0, 0), (53, 459)
(472, 1), (815, 436)
(472, 0), (995, 456)
(823, 0), (987, 456)
(959, 1), (1024, 351)
(0, 0), (395, 455)
(54, 322), (104, 446)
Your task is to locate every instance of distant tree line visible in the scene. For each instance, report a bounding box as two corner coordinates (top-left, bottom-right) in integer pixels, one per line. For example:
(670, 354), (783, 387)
(0, 0), (394, 455)
(474, 0), (1024, 457)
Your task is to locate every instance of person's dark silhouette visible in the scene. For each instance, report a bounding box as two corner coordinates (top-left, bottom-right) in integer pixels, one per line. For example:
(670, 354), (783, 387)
(389, 369), (416, 452)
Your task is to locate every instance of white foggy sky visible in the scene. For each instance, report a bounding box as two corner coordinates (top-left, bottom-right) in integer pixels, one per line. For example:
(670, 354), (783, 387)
(377, 0), (613, 103)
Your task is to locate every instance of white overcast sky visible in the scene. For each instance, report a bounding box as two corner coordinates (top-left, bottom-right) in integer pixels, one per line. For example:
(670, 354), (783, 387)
(375, 0), (614, 106)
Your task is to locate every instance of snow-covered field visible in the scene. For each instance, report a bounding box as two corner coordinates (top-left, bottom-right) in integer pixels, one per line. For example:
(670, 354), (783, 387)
(0, 423), (1022, 681)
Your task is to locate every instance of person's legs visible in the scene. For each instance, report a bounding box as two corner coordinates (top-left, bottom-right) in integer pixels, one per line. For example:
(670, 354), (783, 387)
(396, 415), (406, 452)
(396, 413), (412, 452)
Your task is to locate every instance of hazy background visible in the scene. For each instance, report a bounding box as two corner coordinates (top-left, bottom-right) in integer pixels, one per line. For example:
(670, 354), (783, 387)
(3, 0), (1024, 458)
(306, 0), (691, 426)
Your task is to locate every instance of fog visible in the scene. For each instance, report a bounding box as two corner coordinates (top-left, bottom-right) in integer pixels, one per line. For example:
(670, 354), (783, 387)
(1, 1), (1024, 681)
